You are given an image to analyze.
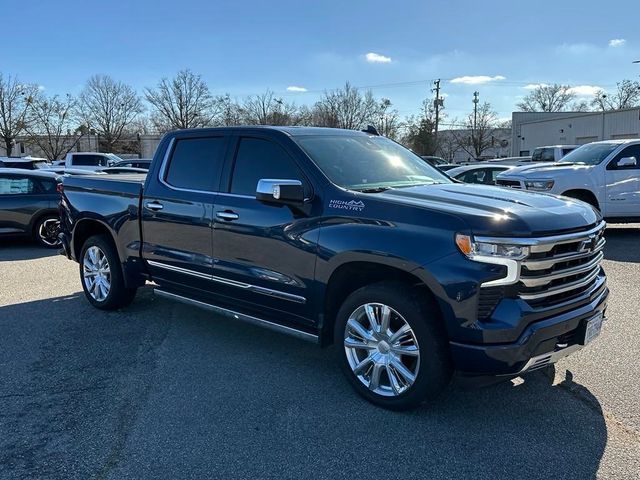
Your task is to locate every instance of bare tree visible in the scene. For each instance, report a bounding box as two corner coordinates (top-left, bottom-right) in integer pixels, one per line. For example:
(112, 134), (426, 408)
(312, 82), (379, 130)
(372, 98), (401, 139)
(0, 74), (38, 156)
(401, 98), (437, 155)
(517, 84), (576, 112)
(80, 75), (143, 152)
(437, 128), (462, 161)
(145, 70), (219, 131)
(216, 94), (243, 126)
(242, 89), (300, 125)
(23, 93), (84, 161)
(453, 102), (499, 158)
(591, 79), (640, 111)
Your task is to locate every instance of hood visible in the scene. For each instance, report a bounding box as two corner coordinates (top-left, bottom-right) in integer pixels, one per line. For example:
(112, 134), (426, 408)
(374, 183), (600, 237)
(499, 162), (594, 177)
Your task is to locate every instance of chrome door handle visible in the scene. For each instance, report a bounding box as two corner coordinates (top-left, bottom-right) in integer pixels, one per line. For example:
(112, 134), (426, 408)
(145, 201), (164, 211)
(216, 211), (239, 221)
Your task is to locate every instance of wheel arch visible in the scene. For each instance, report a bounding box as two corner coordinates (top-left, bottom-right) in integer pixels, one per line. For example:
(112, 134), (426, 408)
(562, 189), (600, 210)
(72, 218), (117, 261)
(320, 260), (444, 347)
(29, 208), (59, 236)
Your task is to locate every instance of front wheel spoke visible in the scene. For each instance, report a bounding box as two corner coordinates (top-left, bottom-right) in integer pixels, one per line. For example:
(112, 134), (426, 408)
(379, 305), (391, 333)
(391, 357), (416, 385)
(392, 344), (419, 357)
(99, 282), (108, 299)
(353, 355), (375, 376)
(346, 318), (374, 342)
(344, 337), (375, 350)
(368, 363), (384, 391)
(389, 324), (412, 344)
(386, 365), (403, 394)
(364, 304), (380, 332)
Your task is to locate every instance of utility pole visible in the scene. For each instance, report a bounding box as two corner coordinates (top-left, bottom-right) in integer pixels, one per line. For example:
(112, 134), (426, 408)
(472, 91), (479, 130)
(432, 79), (442, 148)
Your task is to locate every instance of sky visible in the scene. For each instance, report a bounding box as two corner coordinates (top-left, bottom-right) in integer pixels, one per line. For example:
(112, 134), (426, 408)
(5, 0), (639, 124)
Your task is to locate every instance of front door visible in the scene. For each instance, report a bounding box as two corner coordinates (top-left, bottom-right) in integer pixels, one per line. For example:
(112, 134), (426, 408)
(211, 135), (319, 325)
(604, 144), (640, 217)
(142, 134), (229, 291)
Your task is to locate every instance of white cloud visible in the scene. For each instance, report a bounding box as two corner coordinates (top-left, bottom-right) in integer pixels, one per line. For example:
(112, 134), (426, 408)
(568, 85), (602, 96)
(365, 52), (392, 63)
(286, 85), (307, 92)
(523, 83), (549, 90)
(450, 75), (506, 85)
(608, 38), (626, 47)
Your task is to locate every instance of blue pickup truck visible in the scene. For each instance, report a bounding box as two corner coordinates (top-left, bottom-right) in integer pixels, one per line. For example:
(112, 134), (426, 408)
(59, 126), (608, 410)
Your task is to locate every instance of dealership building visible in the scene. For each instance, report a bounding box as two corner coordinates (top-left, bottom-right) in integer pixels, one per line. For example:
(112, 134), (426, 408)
(511, 108), (640, 156)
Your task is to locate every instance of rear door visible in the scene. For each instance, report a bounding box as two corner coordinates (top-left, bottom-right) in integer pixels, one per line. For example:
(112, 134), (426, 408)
(604, 144), (640, 217)
(211, 134), (319, 325)
(0, 174), (49, 233)
(141, 133), (230, 291)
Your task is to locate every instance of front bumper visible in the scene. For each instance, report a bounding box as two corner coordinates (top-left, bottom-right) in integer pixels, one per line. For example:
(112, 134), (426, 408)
(450, 284), (608, 377)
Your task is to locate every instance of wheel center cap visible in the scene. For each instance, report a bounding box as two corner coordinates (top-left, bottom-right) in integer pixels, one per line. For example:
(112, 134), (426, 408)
(377, 340), (391, 354)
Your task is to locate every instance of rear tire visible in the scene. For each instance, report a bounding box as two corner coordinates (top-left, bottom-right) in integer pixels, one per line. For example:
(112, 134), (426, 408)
(33, 214), (61, 248)
(79, 234), (136, 310)
(334, 281), (452, 411)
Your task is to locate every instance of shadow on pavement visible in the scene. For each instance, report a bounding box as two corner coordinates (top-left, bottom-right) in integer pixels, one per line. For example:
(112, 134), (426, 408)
(0, 237), (60, 261)
(0, 289), (608, 479)
(603, 226), (640, 263)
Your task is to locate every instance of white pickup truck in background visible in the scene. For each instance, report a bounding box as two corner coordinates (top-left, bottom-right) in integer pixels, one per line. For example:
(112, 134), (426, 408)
(496, 139), (640, 221)
(530, 145), (578, 162)
(53, 152), (123, 171)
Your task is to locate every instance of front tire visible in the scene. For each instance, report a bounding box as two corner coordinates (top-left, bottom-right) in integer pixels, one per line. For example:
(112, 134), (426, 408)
(80, 235), (136, 310)
(334, 282), (452, 410)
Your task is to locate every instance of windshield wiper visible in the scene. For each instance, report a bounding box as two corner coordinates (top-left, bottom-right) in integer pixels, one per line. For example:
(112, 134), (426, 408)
(351, 186), (392, 193)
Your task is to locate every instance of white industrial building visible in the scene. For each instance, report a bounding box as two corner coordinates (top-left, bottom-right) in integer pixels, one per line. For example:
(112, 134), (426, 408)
(511, 108), (640, 156)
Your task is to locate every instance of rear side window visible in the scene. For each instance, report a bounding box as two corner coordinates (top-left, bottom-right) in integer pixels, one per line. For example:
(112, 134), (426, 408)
(561, 148), (575, 156)
(165, 137), (227, 191)
(0, 176), (35, 195)
(230, 138), (303, 196)
(73, 154), (107, 166)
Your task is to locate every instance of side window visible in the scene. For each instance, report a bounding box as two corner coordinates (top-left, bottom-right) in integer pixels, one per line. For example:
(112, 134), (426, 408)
(562, 148), (575, 156)
(230, 138), (304, 196)
(165, 136), (226, 191)
(38, 179), (58, 193)
(489, 168), (505, 183)
(608, 145), (640, 170)
(73, 154), (105, 166)
(541, 148), (555, 161)
(0, 176), (35, 195)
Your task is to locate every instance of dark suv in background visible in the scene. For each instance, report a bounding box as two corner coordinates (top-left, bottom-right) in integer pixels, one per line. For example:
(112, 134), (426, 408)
(0, 169), (62, 247)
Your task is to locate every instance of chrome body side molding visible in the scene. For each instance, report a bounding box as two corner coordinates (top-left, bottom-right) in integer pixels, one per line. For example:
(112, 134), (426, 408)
(146, 260), (306, 304)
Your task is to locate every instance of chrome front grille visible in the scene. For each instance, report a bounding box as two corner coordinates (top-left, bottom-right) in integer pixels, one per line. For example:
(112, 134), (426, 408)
(517, 223), (606, 306)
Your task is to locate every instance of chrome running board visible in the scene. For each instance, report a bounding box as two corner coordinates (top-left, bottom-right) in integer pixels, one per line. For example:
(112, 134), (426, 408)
(154, 289), (319, 343)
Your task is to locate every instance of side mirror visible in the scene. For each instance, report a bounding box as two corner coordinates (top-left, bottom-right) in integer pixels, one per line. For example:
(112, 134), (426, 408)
(256, 179), (304, 204)
(617, 156), (637, 168)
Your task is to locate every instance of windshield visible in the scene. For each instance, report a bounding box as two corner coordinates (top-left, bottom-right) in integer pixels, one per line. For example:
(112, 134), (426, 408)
(296, 135), (451, 190)
(531, 148), (555, 162)
(558, 142), (620, 165)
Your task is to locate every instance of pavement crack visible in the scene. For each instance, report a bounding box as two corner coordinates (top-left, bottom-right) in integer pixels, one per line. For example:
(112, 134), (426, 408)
(91, 311), (173, 480)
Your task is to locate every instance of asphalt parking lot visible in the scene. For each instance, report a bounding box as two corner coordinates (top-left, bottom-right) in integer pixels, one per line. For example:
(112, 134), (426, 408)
(1, 226), (639, 480)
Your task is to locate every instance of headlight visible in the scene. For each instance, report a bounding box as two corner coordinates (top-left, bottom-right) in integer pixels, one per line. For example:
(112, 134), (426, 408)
(524, 179), (554, 190)
(455, 234), (529, 286)
(455, 234), (529, 259)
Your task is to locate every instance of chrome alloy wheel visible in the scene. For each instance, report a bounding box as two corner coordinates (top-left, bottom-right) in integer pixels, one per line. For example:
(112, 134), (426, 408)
(38, 218), (61, 246)
(344, 303), (420, 397)
(83, 246), (111, 302)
